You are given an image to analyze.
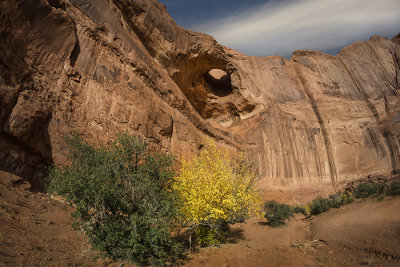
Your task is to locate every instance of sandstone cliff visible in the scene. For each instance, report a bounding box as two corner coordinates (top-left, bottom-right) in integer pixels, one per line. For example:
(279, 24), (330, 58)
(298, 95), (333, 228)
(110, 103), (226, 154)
(1, 0), (399, 190)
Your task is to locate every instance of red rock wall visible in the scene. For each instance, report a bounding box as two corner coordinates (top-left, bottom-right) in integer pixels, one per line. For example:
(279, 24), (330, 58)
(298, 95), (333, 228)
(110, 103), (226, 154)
(1, 0), (399, 190)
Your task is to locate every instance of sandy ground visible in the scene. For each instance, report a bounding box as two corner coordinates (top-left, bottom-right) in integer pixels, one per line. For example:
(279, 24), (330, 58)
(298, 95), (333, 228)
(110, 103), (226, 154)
(1, 170), (399, 266)
(186, 197), (400, 267)
(310, 198), (400, 266)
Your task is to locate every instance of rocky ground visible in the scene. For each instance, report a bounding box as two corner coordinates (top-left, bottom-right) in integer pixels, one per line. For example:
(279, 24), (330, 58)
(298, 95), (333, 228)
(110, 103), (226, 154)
(1, 170), (399, 266)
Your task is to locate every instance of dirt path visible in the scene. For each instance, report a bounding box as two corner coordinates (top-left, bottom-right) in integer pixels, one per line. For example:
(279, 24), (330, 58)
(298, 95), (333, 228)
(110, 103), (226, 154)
(310, 198), (400, 266)
(183, 216), (316, 267)
(186, 198), (400, 267)
(1, 170), (399, 266)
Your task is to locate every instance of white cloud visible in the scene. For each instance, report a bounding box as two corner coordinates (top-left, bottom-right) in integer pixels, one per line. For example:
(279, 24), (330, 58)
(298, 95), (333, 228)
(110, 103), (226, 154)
(192, 0), (400, 58)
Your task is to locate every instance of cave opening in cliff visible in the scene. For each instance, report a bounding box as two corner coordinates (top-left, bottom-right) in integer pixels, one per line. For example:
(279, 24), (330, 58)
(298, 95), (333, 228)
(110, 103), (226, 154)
(206, 69), (232, 97)
(184, 67), (236, 121)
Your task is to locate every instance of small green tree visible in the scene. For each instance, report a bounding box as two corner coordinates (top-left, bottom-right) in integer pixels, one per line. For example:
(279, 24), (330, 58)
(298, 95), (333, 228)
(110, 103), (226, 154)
(47, 133), (182, 266)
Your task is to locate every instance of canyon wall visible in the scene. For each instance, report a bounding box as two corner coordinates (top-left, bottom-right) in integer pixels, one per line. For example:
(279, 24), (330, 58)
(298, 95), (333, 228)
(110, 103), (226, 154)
(1, 0), (399, 190)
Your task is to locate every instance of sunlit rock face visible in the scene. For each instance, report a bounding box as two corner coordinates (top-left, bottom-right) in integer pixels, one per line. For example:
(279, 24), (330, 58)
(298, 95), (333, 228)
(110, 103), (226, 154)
(1, 0), (399, 190)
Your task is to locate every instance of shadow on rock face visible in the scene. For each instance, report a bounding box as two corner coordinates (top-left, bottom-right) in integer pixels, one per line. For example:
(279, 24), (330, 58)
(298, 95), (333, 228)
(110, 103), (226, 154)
(0, 0), (58, 192)
(206, 69), (233, 97)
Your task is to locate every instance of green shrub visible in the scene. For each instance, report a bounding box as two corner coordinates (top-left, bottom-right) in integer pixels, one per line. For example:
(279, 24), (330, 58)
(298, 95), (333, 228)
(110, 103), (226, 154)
(354, 183), (385, 199)
(47, 133), (182, 266)
(387, 181), (400, 196)
(264, 200), (294, 227)
(341, 191), (355, 205)
(329, 193), (343, 208)
(293, 205), (306, 214)
(310, 198), (333, 215)
(329, 191), (354, 208)
(194, 222), (230, 247)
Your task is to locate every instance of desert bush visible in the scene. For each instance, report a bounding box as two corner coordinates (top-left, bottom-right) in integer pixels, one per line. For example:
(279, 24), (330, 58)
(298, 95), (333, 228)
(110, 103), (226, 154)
(341, 191), (355, 205)
(303, 204), (311, 216)
(329, 193), (343, 208)
(47, 133), (182, 266)
(354, 182), (385, 199)
(310, 198), (333, 215)
(264, 200), (294, 227)
(329, 191), (354, 208)
(387, 181), (400, 196)
(293, 205), (306, 214)
(194, 222), (230, 247)
(173, 139), (262, 246)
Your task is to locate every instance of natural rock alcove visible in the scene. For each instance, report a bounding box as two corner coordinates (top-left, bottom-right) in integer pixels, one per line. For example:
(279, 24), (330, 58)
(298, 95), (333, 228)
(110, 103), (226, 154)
(206, 69), (233, 97)
(177, 65), (237, 124)
(191, 68), (241, 127)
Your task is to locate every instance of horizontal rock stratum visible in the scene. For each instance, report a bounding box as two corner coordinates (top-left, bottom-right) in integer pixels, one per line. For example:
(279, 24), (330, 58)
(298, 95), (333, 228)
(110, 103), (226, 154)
(1, 0), (399, 190)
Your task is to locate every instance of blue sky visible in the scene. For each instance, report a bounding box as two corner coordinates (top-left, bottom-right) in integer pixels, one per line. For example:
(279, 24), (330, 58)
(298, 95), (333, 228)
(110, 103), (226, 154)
(158, 0), (400, 58)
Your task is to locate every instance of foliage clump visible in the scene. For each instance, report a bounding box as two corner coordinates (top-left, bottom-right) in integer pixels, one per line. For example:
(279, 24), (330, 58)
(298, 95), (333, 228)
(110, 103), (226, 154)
(303, 204), (311, 217)
(387, 181), (400, 196)
(354, 183), (385, 199)
(47, 134), (182, 266)
(173, 139), (262, 246)
(329, 191), (354, 208)
(293, 205), (306, 214)
(263, 200), (294, 227)
(310, 198), (333, 215)
(194, 223), (230, 247)
(264, 179), (400, 226)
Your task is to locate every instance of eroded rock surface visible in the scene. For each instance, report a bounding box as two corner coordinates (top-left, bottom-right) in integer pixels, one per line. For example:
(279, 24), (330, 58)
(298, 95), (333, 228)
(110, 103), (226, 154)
(1, 0), (399, 190)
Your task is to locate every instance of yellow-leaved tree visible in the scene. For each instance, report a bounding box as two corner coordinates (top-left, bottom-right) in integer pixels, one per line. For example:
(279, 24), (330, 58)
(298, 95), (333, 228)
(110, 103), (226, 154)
(173, 139), (262, 246)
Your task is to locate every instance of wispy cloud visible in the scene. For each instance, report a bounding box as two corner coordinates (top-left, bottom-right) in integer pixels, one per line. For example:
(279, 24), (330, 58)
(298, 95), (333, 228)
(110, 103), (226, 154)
(192, 0), (400, 58)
